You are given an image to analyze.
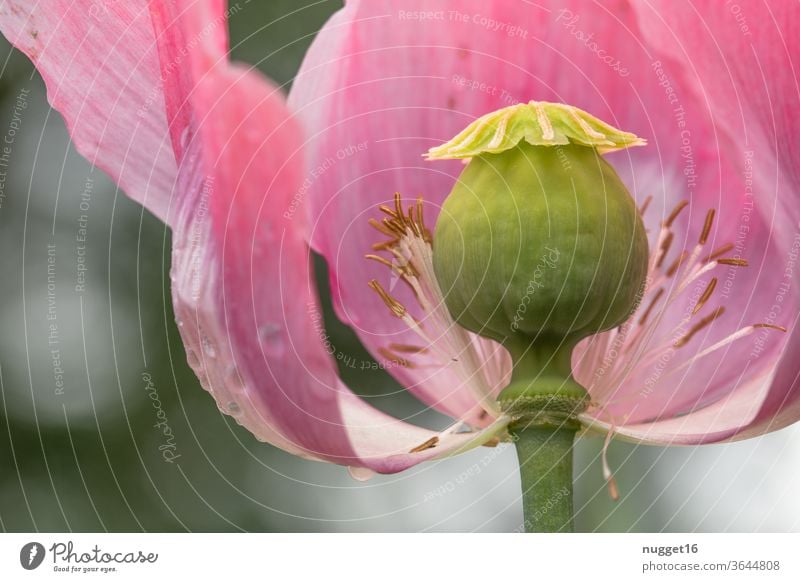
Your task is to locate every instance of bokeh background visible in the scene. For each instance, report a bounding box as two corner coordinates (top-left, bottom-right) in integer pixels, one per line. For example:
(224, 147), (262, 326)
(1, 0), (799, 532)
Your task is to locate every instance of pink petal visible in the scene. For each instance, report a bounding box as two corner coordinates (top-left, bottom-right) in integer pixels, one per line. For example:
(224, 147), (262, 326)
(607, 0), (800, 439)
(289, 0), (688, 423)
(0, 1), (176, 223)
(634, 0), (800, 245)
(580, 367), (773, 445)
(156, 1), (501, 472)
(289, 0), (793, 432)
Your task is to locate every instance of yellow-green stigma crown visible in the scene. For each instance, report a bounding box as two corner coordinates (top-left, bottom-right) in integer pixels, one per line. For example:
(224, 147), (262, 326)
(426, 100), (645, 160)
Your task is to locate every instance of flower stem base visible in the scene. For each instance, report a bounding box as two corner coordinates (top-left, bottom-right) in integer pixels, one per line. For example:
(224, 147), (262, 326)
(512, 424), (576, 533)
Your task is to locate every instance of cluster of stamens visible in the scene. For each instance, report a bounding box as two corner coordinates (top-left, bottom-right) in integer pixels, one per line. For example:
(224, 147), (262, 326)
(364, 195), (786, 459)
(574, 197), (786, 420)
(365, 194), (509, 429)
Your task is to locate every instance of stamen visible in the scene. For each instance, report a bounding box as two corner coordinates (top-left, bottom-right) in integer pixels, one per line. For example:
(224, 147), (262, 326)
(665, 251), (689, 278)
(693, 277), (718, 315)
(699, 209), (715, 245)
(368, 280), (407, 318)
(638, 288), (664, 326)
(665, 200), (689, 227)
(365, 194), (507, 419)
(601, 428), (619, 501)
(368, 217), (395, 238)
(665, 324), (787, 379)
(753, 323), (788, 332)
(409, 436), (439, 453)
(371, 240), (398, 252)
(573, 200), (791, 449)
(656, 232), (674, 268)
(377, 347), (412, 368)
(389, 343), (429, 354)
(364, 254), (394, 269)
(717, 258), (748, 267)
(638, 194), (653, 216)
(703, 242), (735, 263)
(674, 306), (725, 348)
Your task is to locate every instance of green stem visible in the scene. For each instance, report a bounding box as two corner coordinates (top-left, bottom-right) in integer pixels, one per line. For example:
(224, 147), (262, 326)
(512, 424), (576, 532)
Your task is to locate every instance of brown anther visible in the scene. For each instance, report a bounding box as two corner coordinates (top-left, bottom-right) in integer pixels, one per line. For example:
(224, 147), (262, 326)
(409, 436), (439, 453)
(656, 232), (674, 269)
(482, 437), (501, 448)
(371, 194), (433, 252)
(368, 217), (396, 238)
(666, 250), (689, 278)
(638, 287), (665, 326)
(378, 204), (396, 218)
(409, 206), (418, 233)
(752, 323), (788, 332)
(366, 254), (418, 279)
(416, 198), (426, 233)
(665, 200), (689, 227)
(693, 278), (718, 315)
(699, 209), (716, 245)
(394, 192), (404, 219)
(389, 343), (428, 354)
(639, 194), (654, 216)
(607, 475), (620, 501)
(674, 306), (726, 347)
(376, 347), (412, 368)
(364, 254), (394, 269)
(371, 240), (398, 252)
(382, 217), (406, 238)
(717, 258), (748, 267)
(368, 280), (407, 318)
(703, 242), (735, 263)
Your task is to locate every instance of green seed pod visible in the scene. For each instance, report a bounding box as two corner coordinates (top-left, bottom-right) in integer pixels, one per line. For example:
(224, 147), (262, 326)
(429, 102), (649, 418)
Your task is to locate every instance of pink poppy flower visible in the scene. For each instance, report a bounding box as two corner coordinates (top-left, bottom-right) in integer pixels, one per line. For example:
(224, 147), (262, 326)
(1, 0), (796, 490)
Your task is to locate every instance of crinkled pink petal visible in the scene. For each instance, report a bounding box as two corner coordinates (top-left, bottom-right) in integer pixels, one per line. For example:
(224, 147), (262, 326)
(154, 0), (503, 472)
(0, 1), (176, 223)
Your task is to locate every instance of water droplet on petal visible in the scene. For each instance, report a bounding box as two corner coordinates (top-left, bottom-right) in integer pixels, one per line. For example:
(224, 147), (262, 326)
(347, 466), (376, 482)
(201, 335), (217, 358)
(259, 323), (285, 356)
(227, 401), (242, 416)
(225, 365), (245, 392)
(260, 219), (275, 238)
(186, 349), (200, 369)
(259, 323), (279, 339)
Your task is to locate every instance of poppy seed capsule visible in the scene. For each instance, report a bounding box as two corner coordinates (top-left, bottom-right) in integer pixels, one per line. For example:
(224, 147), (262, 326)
(428, 102), (649, 418)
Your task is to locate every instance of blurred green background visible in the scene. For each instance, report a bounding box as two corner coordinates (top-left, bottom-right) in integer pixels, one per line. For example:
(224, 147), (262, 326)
(0, 0), (798, 533)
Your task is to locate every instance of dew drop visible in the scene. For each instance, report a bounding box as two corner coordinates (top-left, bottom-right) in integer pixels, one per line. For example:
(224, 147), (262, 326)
(201, 334), (217, 358)
(260, 219), (275, 238)
(225, 366), (246, 394)
(186, 349), (200, 369)
(227, 401), (242, 416)
(259, 323), (285, 356)
(347, 466), (377, 482)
